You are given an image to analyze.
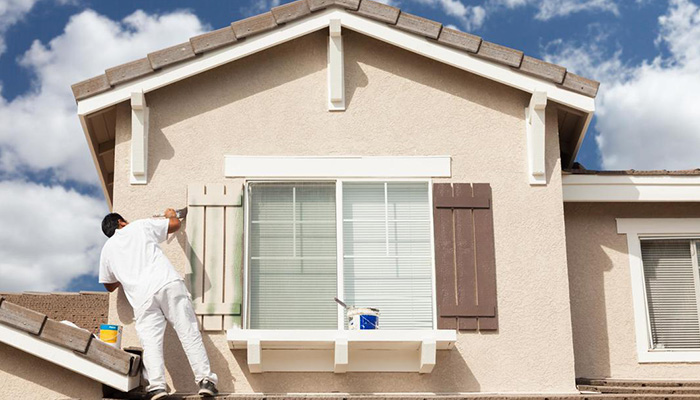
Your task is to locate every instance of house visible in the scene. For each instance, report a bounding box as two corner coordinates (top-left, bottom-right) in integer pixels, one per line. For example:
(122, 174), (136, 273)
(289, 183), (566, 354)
(3, 0), (700, 398)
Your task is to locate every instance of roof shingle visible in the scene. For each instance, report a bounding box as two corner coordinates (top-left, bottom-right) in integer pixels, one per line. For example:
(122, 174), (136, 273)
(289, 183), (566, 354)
(70, 0), (601, 102)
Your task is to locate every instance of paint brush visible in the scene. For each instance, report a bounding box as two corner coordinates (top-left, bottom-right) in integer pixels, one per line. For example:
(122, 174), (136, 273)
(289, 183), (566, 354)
(152, 207), (188, 219)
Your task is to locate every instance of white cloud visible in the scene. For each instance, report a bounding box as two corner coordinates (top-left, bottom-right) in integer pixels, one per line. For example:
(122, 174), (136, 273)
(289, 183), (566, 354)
(0, 9), (208, 183)
(411, 0), (617, 31)
(0, 9), (209, 292)
(489, 0), (618, 20)
(533, 0), (618, 20)
(544, 0), (700, 170)
(412, 0), (487, 30)
(0, 180), (108, 292)
(0, 0), (39, 55)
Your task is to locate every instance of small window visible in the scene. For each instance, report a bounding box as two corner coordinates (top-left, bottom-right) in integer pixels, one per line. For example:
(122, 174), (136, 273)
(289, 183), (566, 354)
(247, 181), (434, 330)
(641, 239), (700, 349)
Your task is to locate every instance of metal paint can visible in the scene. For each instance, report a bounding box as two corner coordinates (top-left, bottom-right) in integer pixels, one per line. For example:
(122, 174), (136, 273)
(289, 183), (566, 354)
(99, 324), (122, 348)
(347, 307), (380, 330)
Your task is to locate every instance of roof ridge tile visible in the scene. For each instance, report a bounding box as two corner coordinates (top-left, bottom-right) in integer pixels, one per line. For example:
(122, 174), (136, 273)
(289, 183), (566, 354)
(231, 11), (278, 39)
(70, 0), (600, 102)
(147, 41), (196, 70)
(272, 0), (312, 25)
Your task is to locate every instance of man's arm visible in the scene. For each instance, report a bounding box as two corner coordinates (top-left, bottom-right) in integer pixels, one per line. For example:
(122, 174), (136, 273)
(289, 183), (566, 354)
(164, 208), (181, 234)
(103, 282), (120, 292)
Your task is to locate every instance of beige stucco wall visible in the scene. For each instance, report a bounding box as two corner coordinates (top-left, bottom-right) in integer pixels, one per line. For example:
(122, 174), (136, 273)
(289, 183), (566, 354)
(565, 202), (700, 380)
(109, 29), (577, 394)
(0, 343), (102, 400)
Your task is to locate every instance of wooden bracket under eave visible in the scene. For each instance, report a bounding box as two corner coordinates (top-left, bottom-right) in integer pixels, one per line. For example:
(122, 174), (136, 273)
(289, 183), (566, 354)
(328, 19), (345, 111)
(526, 91), (547, 185)
(130, 91), (148, 185)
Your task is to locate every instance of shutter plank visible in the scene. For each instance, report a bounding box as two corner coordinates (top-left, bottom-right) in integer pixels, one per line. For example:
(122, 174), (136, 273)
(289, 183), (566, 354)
(224, 197), (244, 330)
(453, 183), (477, 331)
(433, 183), (457, 330)
(186, 184), (206, 326)
(203, 184), (226, 331)
(473, 183), (498, 331)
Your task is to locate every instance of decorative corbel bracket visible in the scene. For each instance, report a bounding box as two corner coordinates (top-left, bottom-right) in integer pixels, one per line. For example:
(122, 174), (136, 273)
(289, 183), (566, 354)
(525, 91), (547, 185)
(130, 91), (148, 185)
(328, 19), (345, 111)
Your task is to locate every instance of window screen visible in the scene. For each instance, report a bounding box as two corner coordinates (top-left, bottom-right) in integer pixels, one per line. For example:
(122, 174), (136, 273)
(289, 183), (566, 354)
(248, 183), (337, 329)
(641, 239), (700, 349)
(342, 182), (433, 329)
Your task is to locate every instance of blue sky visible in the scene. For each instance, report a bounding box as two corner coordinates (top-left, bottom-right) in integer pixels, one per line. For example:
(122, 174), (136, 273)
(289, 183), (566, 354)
(0, 0), (698, 293)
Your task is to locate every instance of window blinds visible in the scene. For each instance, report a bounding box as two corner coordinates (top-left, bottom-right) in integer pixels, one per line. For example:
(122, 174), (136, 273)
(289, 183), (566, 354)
(342, 182), (433, 329)
(248, 183), (337, 329)
(641, 239), (700, 349)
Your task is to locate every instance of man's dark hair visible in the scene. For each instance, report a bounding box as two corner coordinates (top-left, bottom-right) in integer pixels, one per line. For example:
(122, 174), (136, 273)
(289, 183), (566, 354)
(102, 213), (125, 238)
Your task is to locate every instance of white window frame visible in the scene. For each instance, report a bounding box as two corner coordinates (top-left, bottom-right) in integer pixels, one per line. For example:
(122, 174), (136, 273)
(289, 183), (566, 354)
(617, 218), (700, 362)
(242, 178), (437, 331)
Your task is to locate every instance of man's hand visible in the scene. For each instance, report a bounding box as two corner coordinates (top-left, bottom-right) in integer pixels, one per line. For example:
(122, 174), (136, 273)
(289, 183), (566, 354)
(164, 208), (181, 233)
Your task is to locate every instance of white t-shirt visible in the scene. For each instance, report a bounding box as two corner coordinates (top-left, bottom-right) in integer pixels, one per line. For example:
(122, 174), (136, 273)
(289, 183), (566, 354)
(99, 218), (182, 312)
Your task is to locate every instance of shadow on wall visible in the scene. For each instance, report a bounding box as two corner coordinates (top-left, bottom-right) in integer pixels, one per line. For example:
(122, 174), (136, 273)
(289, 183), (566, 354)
(0, 343), (102, 399)
(564, 203), (622, 379)
(142, 30), (370, 182)
(162, 328), (235, 393)
(342, 30), (527, 121)
(229, 346), (479, 393)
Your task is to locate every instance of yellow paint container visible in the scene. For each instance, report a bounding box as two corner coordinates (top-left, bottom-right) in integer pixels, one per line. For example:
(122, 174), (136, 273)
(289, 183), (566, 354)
(99, 324), (122, 348)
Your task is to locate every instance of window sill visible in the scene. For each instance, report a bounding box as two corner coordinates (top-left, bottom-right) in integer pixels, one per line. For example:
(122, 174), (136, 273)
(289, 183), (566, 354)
(639, 349), (700, 363)
(226, 329), (456, 373)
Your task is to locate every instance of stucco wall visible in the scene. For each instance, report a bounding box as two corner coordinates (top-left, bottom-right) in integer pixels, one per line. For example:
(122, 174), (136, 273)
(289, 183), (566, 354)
(0, 343), (102, 400)
(109, 29), (576, 394)
(565, 202), (700, 380)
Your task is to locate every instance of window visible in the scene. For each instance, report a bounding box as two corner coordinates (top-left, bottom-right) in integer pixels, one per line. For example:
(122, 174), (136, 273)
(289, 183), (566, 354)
(247, 181), (434, 330)
(641, 239), (700, 350)
(617, 218), (700, 362)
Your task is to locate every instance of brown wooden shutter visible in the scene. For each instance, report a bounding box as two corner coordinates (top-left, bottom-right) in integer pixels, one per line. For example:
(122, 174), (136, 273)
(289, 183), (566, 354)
(433, 183), (498, 331)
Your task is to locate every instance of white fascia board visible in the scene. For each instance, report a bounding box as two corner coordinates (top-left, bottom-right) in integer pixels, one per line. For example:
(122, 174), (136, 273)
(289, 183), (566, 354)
(76, 9), (595, 117)
(0, 323), (139, 392)
(563, 174), (700, 202)
(225, 156), (451, 178)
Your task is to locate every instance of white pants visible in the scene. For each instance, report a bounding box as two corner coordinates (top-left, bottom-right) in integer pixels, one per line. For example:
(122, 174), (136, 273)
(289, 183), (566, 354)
(134, 280), (218, 392)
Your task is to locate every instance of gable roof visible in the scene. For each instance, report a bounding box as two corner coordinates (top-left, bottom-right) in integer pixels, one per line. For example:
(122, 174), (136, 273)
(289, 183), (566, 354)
(0, 295), (141, 391)
(71, 0), (599, 103)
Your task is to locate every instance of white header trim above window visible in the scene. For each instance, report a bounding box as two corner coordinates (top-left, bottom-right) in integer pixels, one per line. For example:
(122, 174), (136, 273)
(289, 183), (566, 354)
(617, 218), (700, 363)
(225, 156), (451, 178)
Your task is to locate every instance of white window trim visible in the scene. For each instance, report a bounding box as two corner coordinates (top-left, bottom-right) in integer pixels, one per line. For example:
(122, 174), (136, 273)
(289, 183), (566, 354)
(617, 218), (700, 362)
(242, 178), (437, 330)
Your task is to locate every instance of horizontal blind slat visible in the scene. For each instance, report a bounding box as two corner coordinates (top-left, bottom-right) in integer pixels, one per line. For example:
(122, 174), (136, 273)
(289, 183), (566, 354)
(343, 182), (433, 330)
(249, 183), (337, 329)
(642, 239), (700, 349)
